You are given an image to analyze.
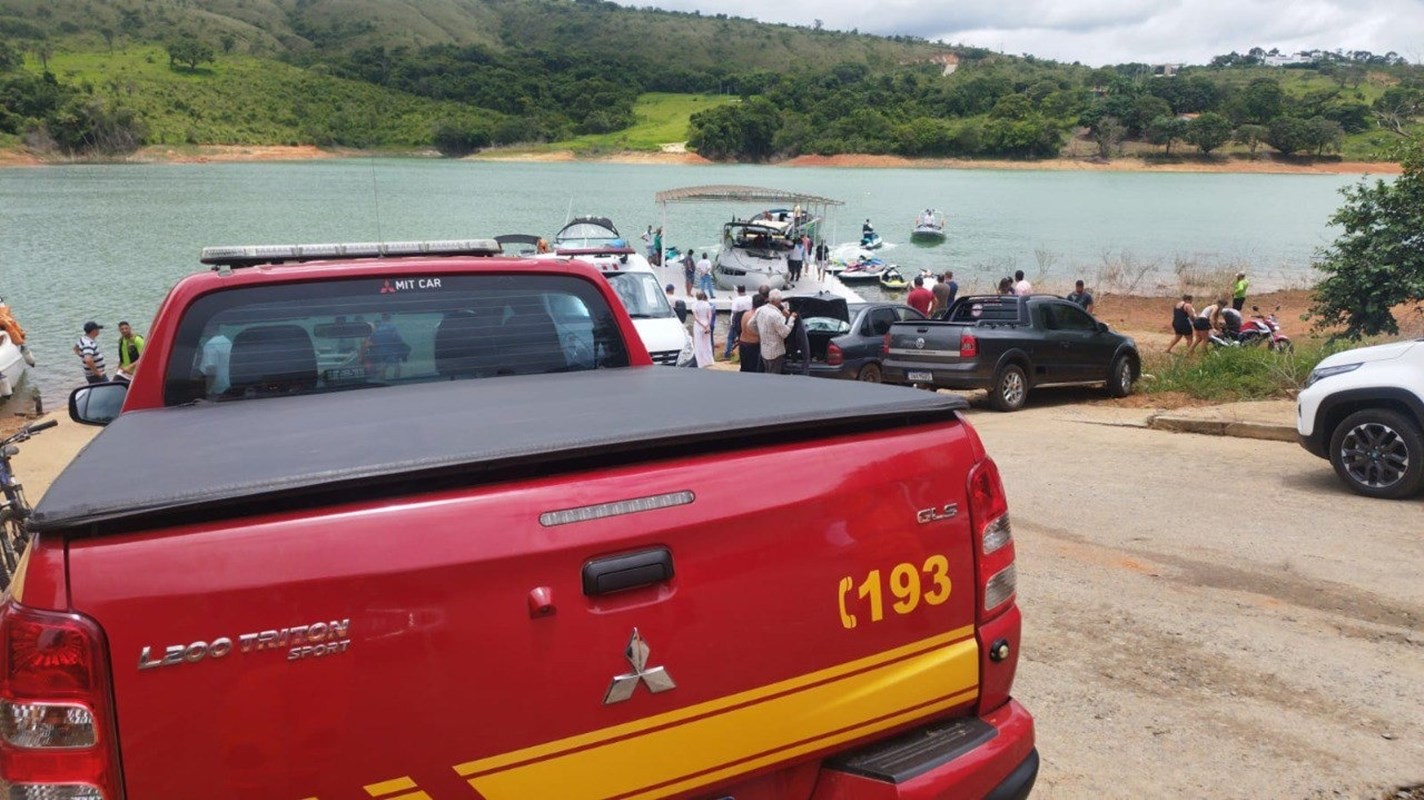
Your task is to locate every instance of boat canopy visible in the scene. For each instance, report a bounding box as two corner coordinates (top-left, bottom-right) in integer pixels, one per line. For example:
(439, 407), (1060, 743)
(555, 216), (624, 248)
(655, 185), (844, 207)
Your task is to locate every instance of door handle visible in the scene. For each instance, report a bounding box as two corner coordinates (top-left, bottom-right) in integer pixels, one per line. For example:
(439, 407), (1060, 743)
(583, 547), (674, 596)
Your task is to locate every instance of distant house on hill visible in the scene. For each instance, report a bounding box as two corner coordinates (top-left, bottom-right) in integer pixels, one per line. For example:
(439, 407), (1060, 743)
(1264, 52), (1315, 67)
(1152, 63), (1185, 78)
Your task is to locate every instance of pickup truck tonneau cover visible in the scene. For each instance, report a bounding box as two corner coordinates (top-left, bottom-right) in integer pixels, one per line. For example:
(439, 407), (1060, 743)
(35, 368), (966, 530)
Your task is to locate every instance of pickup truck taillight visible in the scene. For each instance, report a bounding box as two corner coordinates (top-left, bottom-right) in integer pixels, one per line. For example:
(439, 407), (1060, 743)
(960, 331), (979, 359)
(967, 458), (1014, 623)
(0, 600), (123, 800)
(880, 332), (890, 357)
(826, 342), (844, 366)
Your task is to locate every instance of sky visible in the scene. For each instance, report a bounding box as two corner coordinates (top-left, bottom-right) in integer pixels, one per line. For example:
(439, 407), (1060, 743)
(616, 0), (1424, 66)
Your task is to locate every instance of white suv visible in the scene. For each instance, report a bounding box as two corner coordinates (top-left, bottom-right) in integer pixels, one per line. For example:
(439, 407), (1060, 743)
(1297, 339), (1424, 499)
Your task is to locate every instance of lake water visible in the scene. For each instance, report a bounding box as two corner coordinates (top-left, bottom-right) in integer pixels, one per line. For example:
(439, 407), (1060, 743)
(0, 158), (1379, 401)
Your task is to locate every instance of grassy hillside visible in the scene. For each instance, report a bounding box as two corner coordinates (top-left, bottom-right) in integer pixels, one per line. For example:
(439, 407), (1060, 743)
(545, 92), (737, 153)
(39, 47), (496, 146)
(0, 0), (947, 71)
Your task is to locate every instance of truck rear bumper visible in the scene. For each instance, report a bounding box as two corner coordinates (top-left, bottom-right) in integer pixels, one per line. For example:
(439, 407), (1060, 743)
(810, 699), (1037, 799)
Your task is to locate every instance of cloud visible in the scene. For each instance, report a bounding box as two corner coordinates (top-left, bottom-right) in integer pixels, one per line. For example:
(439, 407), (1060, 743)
(622, 0), (1424, 66)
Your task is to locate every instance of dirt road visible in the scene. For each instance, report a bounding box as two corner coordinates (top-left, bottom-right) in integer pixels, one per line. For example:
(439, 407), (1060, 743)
(963, 394), (1423, 798)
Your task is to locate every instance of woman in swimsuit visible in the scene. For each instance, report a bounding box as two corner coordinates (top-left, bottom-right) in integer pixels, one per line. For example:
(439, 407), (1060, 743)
(1167, 294), (1195, 354)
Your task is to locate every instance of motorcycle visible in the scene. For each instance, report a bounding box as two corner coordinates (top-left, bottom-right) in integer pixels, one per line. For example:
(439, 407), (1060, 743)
(1246, 305), (1293, 352)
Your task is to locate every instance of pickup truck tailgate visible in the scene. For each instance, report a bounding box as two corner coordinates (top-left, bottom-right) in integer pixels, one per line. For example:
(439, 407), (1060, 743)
(43, 370), (987, 800)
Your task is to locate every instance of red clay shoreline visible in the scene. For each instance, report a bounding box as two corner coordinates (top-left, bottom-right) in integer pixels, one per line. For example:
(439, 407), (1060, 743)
(0, 144), (1404, 175)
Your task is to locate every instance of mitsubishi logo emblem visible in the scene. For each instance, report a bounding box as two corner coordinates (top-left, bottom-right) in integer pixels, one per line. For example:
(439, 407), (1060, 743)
(603, 628), (676, 705)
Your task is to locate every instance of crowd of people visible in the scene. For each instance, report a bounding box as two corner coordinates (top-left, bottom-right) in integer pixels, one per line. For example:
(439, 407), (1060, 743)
(677, 282), (804, 373)
(1165, 276), (1250, 355)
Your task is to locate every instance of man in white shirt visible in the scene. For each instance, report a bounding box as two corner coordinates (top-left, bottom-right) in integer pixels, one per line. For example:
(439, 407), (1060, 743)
(788, 240), (805, 284)
(1013, 270), (1033, 296)
(695, 253), (715, 299)
(725, 286), (753, 359)
(754, 290), (795, 374)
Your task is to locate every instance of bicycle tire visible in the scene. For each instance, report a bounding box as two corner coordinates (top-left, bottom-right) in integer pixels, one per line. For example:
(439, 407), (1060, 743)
(0, 508), (16, 592)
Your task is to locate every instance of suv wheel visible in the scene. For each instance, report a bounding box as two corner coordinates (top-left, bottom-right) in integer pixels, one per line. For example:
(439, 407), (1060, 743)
(1106, 356), (1133, 398)
(990, 364), (1028, 412)
(1329, 408), (1424, 499)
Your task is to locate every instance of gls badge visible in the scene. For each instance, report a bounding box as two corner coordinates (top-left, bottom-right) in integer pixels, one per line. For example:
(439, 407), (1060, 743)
(603, 628), (676, 704)
(916, 503), (959, 524)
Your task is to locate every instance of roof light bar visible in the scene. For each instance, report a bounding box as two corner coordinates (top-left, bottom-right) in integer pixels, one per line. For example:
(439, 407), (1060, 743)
(200, 239), (502, 268)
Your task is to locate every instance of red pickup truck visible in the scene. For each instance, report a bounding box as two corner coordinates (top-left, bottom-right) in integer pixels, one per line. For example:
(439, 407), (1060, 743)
(5, 240), (1036, 799)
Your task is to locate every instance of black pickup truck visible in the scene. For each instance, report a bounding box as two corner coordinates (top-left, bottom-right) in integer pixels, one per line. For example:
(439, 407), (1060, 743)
(882, 294), (1140, 411)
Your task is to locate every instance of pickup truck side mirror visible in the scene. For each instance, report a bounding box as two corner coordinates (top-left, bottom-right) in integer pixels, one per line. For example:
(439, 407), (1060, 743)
(69, 382), (129, 426)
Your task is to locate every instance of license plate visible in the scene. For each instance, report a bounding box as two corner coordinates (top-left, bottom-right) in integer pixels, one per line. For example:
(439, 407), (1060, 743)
(908, 371), (933, 382)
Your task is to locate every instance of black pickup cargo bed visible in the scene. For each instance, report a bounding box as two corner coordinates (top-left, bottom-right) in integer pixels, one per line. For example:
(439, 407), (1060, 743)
(35, 368), (967, 531)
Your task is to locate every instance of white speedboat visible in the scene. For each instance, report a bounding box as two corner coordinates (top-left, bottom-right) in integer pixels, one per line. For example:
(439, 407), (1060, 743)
(0, 300), (35, 400)
(910, 209), (947, 243)
(713, 220), (790, 292)
(553, 216), (628, 250)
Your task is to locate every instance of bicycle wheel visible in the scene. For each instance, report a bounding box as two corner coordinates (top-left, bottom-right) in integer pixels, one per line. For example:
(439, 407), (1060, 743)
(0, 507), (16, 591)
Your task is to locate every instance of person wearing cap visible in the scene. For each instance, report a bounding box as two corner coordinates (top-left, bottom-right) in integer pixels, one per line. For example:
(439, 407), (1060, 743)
(74, 321), (107, 383)
(115, 320), (145, 382)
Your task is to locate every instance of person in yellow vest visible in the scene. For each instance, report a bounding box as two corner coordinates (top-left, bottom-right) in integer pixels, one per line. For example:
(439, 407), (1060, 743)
(1232, 272), (1249, 311)
(115, 320), (145, 382)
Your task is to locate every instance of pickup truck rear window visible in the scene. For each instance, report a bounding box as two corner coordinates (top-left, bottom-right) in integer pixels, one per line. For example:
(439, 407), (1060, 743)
(163, 274), (630, 406)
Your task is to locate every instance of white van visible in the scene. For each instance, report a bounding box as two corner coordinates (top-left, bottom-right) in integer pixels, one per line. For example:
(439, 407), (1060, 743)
(528, 247), (694, 366)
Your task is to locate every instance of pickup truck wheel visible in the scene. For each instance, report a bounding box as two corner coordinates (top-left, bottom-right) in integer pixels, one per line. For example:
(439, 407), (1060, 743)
(990, 364), (1028, 412)
(857, 363), (882, 383)
(1106, 356), (1134, 398)
(1329, 408), (1424, 499)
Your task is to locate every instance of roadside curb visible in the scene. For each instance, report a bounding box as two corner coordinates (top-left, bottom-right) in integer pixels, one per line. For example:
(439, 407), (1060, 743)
(1146, 414), (1296, 442)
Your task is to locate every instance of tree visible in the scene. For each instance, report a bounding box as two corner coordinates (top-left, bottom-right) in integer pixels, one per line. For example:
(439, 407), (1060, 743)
(1187, 112), (1232, 154)
(1265, 116), (1314, 155)
(1373, 85), (1423, 136)
(0, 40), (19, 72)
(1090, 115), (1125, 159)
(432, 118), (491, 157)
(1304, 117), (1345, 156)
(167, 38), (215, 72)
(1146, 115), (1188, 155)
(1310, 137), (1424, 339)
(1231, 77), (1285, 124)
(1235, 123), (1268, 155)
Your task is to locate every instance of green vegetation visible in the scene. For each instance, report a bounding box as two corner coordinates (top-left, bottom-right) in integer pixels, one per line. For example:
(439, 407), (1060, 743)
(1310, 135), (1424, 339)
(0, 0), (1420, 161)
(1141, 343), (1339, 401)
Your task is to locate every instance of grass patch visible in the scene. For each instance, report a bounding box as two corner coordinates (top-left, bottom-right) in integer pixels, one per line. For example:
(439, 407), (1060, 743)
(1140, 341), (1347, 402)
(554, 93), (736, 153)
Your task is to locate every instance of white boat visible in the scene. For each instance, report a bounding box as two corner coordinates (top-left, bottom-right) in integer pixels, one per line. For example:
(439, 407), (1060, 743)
(0, 300), (35, 400)
(713, 219), (791, 292)
(553, 216), (628, 250)
(911, 209), (947, 243)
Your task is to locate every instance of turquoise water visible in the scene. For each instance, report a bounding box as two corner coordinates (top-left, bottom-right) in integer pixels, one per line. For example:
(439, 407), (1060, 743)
(0, 158), (1374, 400)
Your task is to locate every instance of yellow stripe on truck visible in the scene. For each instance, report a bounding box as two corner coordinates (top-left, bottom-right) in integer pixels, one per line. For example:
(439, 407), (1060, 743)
(454, 628), (979, 800)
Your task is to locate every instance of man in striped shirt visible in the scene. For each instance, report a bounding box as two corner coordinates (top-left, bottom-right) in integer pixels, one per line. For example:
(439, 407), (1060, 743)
(74, 321), (107, 383)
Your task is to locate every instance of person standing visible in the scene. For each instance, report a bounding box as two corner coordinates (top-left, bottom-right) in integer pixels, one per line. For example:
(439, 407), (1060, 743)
(641, 225), (654, 260)
(681, 248), (696, 297)
(1232, 272), (1249, 311)
(788, 238), (805, 285)
(691, 291), (715, 367)
(739, 294), (765, 372)
(726, 285), (752, 360)
(814, 240), (829, 281)
(665, 283), (688, 324)
(1066, 280), (1095, 315)
(652, 228), (663, 266)
(906, 276), (934, 316)
(115, 320), (145, 382)
(754, 290), (795, 375)
(930, 271), (956, 317)
(74, 321), (107, 383)
(1167, 294), (1195, 354)
(695, 252), (715, 299)
(998, 277), (1014, 296)
(1013, 270), (1033, 296)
